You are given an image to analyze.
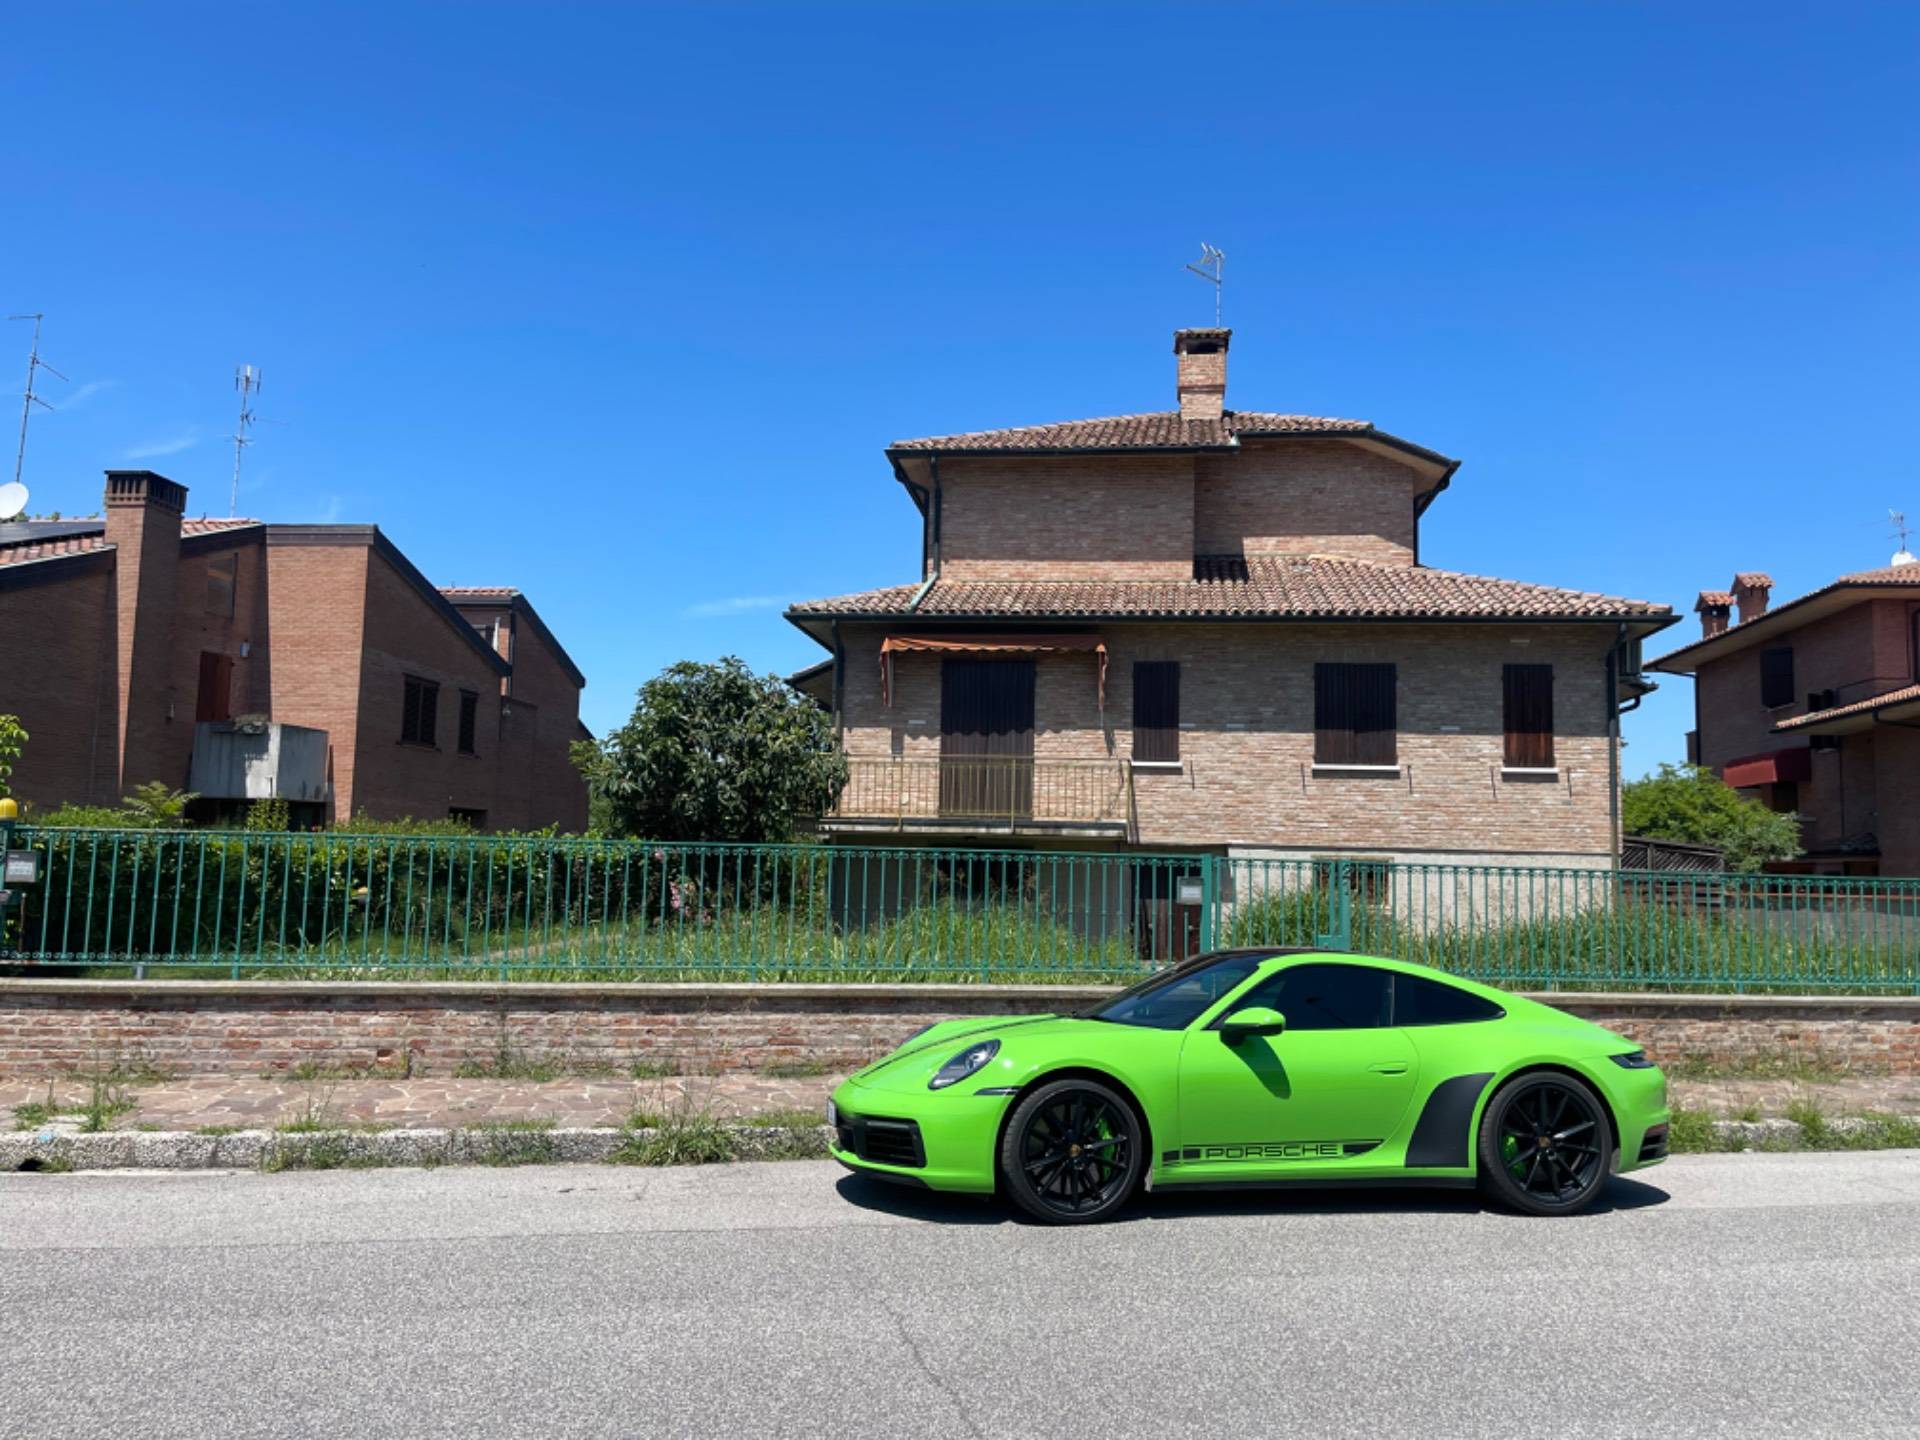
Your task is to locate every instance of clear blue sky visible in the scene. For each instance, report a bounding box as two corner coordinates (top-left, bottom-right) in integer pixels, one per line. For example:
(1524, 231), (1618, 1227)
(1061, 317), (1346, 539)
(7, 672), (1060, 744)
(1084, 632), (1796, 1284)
(6, 3), (1915, 772)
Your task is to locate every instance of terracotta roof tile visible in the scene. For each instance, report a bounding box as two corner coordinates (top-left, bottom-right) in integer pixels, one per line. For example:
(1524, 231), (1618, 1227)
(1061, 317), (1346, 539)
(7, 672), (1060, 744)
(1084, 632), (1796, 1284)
(1776, 682), (1920, 731)
(1732, 571), (1774, 588)
(789, 555), (1669, 623)
(1652, 561), (1920, 667)
(0, 531), (110, 567)
(182, 517), (262, 535)
(889, 409), (1378, 454)
(1695, 591), (1734, 609)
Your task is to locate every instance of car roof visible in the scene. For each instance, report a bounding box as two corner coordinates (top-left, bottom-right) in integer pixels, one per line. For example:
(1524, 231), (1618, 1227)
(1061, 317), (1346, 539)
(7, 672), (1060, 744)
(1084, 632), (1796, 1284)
(1190, 947), (1515, 1000)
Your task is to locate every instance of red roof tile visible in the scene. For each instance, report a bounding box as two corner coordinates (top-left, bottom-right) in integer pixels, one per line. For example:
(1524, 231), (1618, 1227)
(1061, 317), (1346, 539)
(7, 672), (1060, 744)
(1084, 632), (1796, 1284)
(889, 410), (1384, 454)
(789, 555), (1669, 623)
(1695, 590), (1734, 609)
(1652, 561), (1920, 667)
(1776, 682), (1920, 731)
(0, 532), (109, 567)
(1732, 571), (1774, 588)
(182, 517), (262, 535)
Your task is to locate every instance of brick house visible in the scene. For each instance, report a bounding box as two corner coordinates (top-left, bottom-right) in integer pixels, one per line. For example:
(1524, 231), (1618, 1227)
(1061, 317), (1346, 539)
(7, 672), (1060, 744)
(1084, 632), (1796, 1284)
(787, 329), (1675, 902)
(0, 469), (588, 830)
(1648, 560), (1920, 875)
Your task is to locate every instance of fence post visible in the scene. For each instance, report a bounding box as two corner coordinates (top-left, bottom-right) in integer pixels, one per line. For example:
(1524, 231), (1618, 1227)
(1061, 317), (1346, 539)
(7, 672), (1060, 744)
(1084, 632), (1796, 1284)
(1316, 858), (1352, 951)
(1198, 853), (1217, 953)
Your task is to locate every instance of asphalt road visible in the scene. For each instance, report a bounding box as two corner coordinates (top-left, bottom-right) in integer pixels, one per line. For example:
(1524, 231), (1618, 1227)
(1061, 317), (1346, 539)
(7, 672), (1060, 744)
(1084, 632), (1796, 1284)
(4, 1153), (1919, 1439)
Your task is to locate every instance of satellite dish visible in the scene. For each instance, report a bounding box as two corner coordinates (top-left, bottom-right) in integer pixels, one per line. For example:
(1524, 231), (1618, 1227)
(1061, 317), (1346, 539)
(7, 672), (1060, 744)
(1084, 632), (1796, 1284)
(0, 481), (27, 521)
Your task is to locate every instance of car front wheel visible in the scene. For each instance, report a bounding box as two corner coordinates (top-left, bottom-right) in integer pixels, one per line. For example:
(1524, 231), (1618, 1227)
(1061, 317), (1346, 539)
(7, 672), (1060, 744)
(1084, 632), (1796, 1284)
(1477, 1073), (1611, 1216)
(998, 1078), (1143, 1224)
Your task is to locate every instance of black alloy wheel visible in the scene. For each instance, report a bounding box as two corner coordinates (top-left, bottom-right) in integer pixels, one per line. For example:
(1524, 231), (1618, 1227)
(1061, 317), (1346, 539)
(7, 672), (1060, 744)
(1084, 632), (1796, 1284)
(999, 1078), (1143, 1224)
(1477, 1074), (1610, 1216)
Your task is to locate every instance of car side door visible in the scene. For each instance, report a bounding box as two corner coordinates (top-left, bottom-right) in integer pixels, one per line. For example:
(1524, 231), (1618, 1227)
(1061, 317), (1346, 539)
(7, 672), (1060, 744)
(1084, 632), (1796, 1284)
(1172, 961), (1419, 1179)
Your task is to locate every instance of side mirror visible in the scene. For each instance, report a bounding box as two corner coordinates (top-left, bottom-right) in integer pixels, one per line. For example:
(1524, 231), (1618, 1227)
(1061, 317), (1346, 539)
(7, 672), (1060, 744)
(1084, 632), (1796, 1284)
(1219, 1006), (1286, 1043)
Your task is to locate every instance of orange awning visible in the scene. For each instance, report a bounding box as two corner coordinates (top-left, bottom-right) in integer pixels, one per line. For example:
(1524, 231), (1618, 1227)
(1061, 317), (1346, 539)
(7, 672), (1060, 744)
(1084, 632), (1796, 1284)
(879, 633), (1107, 708)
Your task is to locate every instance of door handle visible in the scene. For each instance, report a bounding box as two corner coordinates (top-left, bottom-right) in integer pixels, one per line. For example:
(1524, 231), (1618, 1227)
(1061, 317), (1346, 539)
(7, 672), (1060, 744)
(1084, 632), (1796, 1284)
(1368, 1062), (1409, 1075)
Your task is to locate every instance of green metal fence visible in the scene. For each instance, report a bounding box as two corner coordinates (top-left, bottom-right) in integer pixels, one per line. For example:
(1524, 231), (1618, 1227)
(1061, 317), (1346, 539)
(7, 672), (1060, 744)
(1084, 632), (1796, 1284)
(1, 825), (1917, 991)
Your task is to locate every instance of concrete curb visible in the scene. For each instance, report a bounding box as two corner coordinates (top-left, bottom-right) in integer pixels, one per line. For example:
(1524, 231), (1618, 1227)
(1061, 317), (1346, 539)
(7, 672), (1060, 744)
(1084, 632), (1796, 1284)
(6, 1118), (1919, 1173)
(0, 1123), (836, 1173)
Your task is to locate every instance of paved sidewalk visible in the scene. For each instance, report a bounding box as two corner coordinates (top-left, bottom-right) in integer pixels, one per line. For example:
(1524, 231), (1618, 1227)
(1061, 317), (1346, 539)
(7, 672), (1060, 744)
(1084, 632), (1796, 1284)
(0, 1072), (849, 1131)
(5, 1071), (1920, 1133)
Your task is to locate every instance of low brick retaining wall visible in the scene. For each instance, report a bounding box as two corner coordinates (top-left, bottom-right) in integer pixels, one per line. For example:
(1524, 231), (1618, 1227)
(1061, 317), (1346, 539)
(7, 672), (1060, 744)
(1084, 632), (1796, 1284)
(1, 979), (1916, 1078)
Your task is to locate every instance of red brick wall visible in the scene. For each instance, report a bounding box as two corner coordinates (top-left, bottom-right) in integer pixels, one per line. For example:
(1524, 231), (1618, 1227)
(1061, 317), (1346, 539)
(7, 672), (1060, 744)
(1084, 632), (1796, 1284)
(1, 981), (1913, 1078)
(0, 562), (119, 808)
(1194, 439), (1417, 565)
(106, 489), (183, 794)
(838, 620), (1618, 858)
(264, 541), (372, 821)
(347, 549), (506, 825)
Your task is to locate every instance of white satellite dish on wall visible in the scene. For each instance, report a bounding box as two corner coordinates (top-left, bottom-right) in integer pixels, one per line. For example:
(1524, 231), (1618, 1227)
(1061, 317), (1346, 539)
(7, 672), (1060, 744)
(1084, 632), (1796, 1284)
(0, 482), (28, 521)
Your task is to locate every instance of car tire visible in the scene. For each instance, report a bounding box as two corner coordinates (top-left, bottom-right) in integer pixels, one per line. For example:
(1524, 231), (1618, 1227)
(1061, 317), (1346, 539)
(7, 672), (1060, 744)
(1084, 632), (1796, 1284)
(1476, 1072), (1612, 1217)
(998, 1077), (1144, 1225)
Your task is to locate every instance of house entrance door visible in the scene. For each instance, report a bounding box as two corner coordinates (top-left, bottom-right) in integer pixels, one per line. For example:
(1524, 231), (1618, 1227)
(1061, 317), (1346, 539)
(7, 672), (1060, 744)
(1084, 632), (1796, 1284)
(939, 659), (1035, 819)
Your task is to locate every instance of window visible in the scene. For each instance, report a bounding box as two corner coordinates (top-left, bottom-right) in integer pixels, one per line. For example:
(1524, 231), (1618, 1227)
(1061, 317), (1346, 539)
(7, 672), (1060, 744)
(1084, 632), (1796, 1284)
(1760, 647), (1795, 709)
(195, 651), (233, 723)
(1394, 973), (1505, 1025)
(206, 551), (237, 617)
(1132, 661), (1180, 762)
(1503, 663), (1555, 768)
(401, 675), (439, 746)
(1083, 952), (1266, 1031)
(457, 691), (479, 755)
(1764, 781), (1798, 814)
(448, 806), (487, 829)
(1314, 662), (1397, 765)
(1223, 962), (1393, 1032)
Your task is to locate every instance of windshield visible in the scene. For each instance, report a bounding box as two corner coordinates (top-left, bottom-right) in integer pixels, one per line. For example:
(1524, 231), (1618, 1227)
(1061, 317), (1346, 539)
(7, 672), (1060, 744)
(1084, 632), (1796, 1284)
(1084, 952), (1267, 1030)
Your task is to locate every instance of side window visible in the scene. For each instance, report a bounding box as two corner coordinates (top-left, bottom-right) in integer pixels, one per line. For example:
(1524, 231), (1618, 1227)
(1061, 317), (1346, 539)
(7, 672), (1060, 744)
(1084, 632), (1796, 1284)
(1224, 962), (1392, 1031)
(1395, 973), (1505, 1025)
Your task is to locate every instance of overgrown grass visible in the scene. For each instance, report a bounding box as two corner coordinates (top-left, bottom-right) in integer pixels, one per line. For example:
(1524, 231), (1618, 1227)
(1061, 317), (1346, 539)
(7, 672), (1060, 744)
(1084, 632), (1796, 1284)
(1662, 1053), (1870, 1082)
(1669, 1100), (1920, 1153)
(11, 1101), (55, 1132)
(759, 1058), (832, 1079)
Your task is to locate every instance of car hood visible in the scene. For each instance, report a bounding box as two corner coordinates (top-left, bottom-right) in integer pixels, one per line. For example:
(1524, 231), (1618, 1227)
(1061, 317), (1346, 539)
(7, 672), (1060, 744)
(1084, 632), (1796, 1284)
(849, 1013), (1091, 1092)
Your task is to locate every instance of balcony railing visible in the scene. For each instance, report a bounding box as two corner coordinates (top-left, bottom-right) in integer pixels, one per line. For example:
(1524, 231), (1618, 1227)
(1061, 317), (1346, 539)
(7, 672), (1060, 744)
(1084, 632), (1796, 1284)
(829, 756), (1132, 830)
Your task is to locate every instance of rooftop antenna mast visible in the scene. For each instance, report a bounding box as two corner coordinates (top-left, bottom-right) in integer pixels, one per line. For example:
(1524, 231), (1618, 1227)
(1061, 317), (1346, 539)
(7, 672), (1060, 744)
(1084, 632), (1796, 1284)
(1185, 243), (1225, 326)
(9, 312), (66, 491)
(1891, 508), (1916, 567)
(230, 364), (261, 517)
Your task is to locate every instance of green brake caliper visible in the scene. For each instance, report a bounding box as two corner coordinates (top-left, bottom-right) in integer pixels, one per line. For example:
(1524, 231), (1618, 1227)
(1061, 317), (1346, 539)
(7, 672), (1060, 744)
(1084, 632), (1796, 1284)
(1501, 1131), (1524, 1179)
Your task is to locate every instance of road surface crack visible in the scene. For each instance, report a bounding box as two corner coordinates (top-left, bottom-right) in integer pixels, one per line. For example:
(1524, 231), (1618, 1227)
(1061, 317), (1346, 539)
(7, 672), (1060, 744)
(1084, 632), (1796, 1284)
(878, 1295), (984, 1439)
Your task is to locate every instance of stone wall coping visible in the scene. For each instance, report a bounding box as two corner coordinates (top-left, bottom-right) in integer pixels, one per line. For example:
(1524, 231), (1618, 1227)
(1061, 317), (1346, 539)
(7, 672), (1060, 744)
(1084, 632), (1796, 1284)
(1, 977), (1917, 1012)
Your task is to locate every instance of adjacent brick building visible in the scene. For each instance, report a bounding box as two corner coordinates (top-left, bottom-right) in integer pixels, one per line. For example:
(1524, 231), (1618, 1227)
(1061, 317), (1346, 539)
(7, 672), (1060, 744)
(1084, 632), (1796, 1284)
(0, 470), (589, 830)
(1649, 560), (1920, 876)
(788, 329), (1675, 898)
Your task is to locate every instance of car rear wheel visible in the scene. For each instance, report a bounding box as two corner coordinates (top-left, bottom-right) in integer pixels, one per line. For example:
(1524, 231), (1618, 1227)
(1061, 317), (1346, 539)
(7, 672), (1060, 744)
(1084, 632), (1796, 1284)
(1477, 1073), (1610, 1216)
(998, 1078), (1143, 1225)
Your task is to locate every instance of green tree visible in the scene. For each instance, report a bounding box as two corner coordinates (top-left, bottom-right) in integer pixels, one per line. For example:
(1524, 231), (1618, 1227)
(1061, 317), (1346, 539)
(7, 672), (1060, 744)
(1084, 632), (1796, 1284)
(0, 714), (24, 799)
(1622, 763), (1803, 872)
(574, 657), (847, 842)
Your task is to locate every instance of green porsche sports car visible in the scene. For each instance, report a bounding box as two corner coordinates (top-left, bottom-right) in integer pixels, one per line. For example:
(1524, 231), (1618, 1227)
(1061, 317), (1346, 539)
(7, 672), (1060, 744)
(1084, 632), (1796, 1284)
(830, 947), (1669, 1223)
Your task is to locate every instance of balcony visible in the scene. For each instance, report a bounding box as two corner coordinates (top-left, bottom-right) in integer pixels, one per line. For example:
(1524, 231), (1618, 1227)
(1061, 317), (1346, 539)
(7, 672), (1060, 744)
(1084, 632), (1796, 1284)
(825, 756), (1133, 838)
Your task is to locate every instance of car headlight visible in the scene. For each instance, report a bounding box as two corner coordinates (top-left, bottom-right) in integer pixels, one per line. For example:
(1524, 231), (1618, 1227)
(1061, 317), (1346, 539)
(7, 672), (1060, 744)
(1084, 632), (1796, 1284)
(1608, 1050), (1656, 1069)
(929, 1039), (1000, 1090)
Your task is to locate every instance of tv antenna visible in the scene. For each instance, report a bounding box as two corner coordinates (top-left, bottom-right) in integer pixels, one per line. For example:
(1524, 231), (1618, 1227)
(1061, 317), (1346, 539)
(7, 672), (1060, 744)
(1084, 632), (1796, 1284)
(9, 312), (66, 492)
(1184, 243), (1225, 326)
(1891, 508), (1916, 567)
(230, 364), (261, 517)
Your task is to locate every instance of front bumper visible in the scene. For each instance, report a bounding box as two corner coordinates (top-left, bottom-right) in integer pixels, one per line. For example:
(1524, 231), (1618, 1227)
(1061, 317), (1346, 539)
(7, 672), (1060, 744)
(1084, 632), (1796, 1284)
(828, 1076), (1011, 1193)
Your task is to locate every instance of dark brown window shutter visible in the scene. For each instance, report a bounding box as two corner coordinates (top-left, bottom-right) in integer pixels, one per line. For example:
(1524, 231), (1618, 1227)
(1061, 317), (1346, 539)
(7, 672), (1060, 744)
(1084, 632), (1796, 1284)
(1760, 647), (1795, 709)
(1503, 663), (1555, 768)
(1315, 663), (1396, 765)
(1132, 661), (1180, 762)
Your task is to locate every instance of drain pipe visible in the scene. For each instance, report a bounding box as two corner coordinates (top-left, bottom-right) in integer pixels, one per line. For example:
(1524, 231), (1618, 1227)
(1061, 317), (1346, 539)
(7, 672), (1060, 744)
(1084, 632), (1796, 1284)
(1607, 624), (1625, 865)
(908, 456), (942, 612)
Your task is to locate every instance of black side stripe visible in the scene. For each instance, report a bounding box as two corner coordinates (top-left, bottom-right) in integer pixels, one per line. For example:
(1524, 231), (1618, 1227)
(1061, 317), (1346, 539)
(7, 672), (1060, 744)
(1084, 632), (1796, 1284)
(1405, 1072), (1495, 1168)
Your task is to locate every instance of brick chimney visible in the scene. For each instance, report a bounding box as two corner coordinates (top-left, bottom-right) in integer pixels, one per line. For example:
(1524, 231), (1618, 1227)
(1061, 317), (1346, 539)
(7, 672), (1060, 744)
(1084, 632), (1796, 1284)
(1731, 572), (1772, 626)
(104, 470), (188, 793)
(1175, 328), (1230, 422)
(1695, 590), (1733, 639)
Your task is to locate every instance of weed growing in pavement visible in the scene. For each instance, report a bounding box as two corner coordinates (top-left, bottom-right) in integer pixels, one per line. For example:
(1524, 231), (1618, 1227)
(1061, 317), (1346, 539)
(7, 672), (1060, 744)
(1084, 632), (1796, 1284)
(1667, 1108), (1733, 1154)
(76, 1077), (136, 1134)
(11, 1083), (57, 1131)
(629, 1059), (679, 1079)
(460, 1119), (563, 1167)
(613, 1081), (737, 1166)
(759, 1059), (831, 1079)
(195, 1125), (243, 1137)
(751, 1106), (826, 1129)
(260, 1135), (392, 1173)
(1736, 1103), (1762, 1123)
(1785, 1097), (1831, 1146)
(1662, 1053), (1872, 1083)
(453, 1042), (568, 1082)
